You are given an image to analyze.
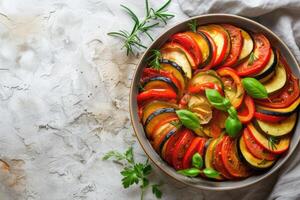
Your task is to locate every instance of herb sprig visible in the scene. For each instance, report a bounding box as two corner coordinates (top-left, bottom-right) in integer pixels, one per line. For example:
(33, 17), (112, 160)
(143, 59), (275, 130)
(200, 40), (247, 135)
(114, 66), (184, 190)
(188, 19), (198, 33)
(103, 147), (163, 199)
(108, 0), (174, 55)
(148, 49), (162, 69)
(268, 136), (279, 150)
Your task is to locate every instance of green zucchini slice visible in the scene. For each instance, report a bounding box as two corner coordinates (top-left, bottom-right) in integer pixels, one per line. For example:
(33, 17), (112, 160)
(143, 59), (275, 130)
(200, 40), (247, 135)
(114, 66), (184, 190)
(263, 61), (287, 94)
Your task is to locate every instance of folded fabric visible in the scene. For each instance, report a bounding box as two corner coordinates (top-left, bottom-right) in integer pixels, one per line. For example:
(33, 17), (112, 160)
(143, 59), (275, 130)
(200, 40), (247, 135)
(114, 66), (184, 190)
(178, 0), (300, 199)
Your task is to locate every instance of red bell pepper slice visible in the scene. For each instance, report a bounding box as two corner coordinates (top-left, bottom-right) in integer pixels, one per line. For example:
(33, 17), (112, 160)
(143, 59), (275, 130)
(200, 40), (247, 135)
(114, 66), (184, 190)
(254, 112), (287, 123)
(137, 89), (177, 104)
(237, 95), (255, 123)
(188, 82), (224, 96)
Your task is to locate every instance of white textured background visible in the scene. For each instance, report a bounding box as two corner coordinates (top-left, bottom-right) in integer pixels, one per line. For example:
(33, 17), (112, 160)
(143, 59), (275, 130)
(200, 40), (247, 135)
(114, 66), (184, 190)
(0, 0), (298, 200)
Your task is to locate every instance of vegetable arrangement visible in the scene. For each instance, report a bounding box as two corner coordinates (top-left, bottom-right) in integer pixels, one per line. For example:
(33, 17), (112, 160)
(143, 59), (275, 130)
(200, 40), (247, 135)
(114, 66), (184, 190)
(137, 22), (300, 180)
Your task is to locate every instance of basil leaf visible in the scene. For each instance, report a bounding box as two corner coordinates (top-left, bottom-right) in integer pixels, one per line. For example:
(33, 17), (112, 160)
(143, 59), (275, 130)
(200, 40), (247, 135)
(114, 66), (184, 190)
(242, 78), (268, 99)
(227, 106), (238, 119)
(192, 153), (203, 169)
(225, 116), (242, 137)
(205, 89), (224, 104)
(176, 109), (200, 130)
(177, 168), (201, 177)
(203, 168), (220, 179)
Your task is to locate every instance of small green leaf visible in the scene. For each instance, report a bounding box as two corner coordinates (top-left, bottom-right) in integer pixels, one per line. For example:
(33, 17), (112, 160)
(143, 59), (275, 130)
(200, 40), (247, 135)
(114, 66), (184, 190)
(203, 168), (220, 179)
(192, 153), (203, 169)
(227, 106), (238, 119)
(225, 116), (242, 137)
(143, 164), (152, 176)
(248, 52), (257, 65)
(176, 109), (201, 130)
(242, 78), (268, 99)
(152, 184), (163, 199)
(102, 150), (125, 161)
(177, 168), (201, 177)
(125, 147), (134, 164)
(121, 166), (140, 188)
(205, 89), (228, 111)
(188, 19), (197, 32)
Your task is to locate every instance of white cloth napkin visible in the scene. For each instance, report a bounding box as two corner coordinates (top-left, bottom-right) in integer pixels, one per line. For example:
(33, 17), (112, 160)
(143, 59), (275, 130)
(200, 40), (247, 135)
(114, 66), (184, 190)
(178, 0), (300, 199)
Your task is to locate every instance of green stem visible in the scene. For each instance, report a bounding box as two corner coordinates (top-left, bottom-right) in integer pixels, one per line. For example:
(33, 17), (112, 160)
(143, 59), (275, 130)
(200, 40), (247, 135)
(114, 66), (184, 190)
(140, 187), (145, 200)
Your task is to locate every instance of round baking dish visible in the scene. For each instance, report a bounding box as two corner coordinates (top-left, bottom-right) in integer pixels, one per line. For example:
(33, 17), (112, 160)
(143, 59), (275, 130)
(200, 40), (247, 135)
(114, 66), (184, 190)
(129, 14), (300, 190)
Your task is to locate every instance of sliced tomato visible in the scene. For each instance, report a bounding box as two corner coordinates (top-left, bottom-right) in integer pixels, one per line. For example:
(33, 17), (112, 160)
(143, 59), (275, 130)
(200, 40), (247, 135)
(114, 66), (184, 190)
(237, 95), (255, 123)
(137, 89), (177, 104)
(243, 128), (276, 161)
(182, 137), (202, 169)
(255, 56), (300, 108)
(198, 24), (230, 67)
(172, 129), (195, 170)
(254, 112), (287, 123)
(196, 137), (207, 156)
(220, 24), (243, 67)
(235, 33), (271, 76)
(188, 82), (223, 95)
(213, 137), (235, 179)
(217, 67), (244, 108)
(221, 136), (251, 178)
(170, 33), (202, 68)
(198, 31), (217, 70)
(163, 130), (184, 164)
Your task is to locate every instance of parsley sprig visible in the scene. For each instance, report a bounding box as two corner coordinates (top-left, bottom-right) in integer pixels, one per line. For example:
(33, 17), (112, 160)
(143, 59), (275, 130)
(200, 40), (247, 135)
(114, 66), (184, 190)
(103, 147), (163, 199)
(108, 0), (174, 55)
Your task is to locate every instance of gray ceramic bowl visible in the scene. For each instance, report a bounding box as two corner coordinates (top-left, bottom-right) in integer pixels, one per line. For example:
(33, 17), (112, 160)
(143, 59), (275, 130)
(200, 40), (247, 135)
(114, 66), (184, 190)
(129, 14), (300, 190)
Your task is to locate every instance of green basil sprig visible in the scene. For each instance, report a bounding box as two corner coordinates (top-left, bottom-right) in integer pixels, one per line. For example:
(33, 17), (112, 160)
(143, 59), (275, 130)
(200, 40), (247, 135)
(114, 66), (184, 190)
(176, 109), (203, 134)
(177, 153), (219, 179)
(241, 77), (268, 99)
(205, 89), (242, 137)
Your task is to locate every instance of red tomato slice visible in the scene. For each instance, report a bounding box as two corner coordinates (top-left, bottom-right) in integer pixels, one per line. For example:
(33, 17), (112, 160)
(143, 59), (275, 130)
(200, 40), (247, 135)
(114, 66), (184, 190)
(172, 129), (195, 170)
(137, 89), (177, 104)
(217, 67), (244, 108)
(254, 112), (287, 123)
(220, 24), (243, 67)
(164, 130), (184, 164)
(178, 93), (190, 109)
(243, 128), (277, 161)
(255, 56), (300, 108)
(237, 95), (255, 123)
(198, 25), (229, 67)
(221, 136), (251, 178)
(170, 33), (202, 68)
(182, 137), (202, 169)
(199, 32), (217, 70)
(213, 137), (235, 179)
(236, 33), (271, 76)
(196, 137), (207, 156)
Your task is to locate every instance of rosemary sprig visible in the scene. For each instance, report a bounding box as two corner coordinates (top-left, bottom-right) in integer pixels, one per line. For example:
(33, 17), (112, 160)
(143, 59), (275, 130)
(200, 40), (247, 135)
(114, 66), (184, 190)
(248, 52), (257, 65)
(188, 19), (198, 33)
(108, 0), (174, 56)
(148, 49), (162, 69)
(268, 136), (279, 151)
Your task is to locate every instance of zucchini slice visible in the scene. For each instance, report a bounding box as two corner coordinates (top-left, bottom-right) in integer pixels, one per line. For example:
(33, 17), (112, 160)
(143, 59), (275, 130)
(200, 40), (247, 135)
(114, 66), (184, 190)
(254, 49), (277, 81)
(238, 29), (254, 62)
(254, 113), (297, 137)
(238, 136), (275, 170)
(160, 59), (186, 90)
(256, 98), (300, 116)
(142, 100), (177, 124)
(247, 123), (290, 154)
(263, 60), (287, 94)
(190, 70), (224, 90)
(142, 76), (178, 93)
(161, 43), (192, 78)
